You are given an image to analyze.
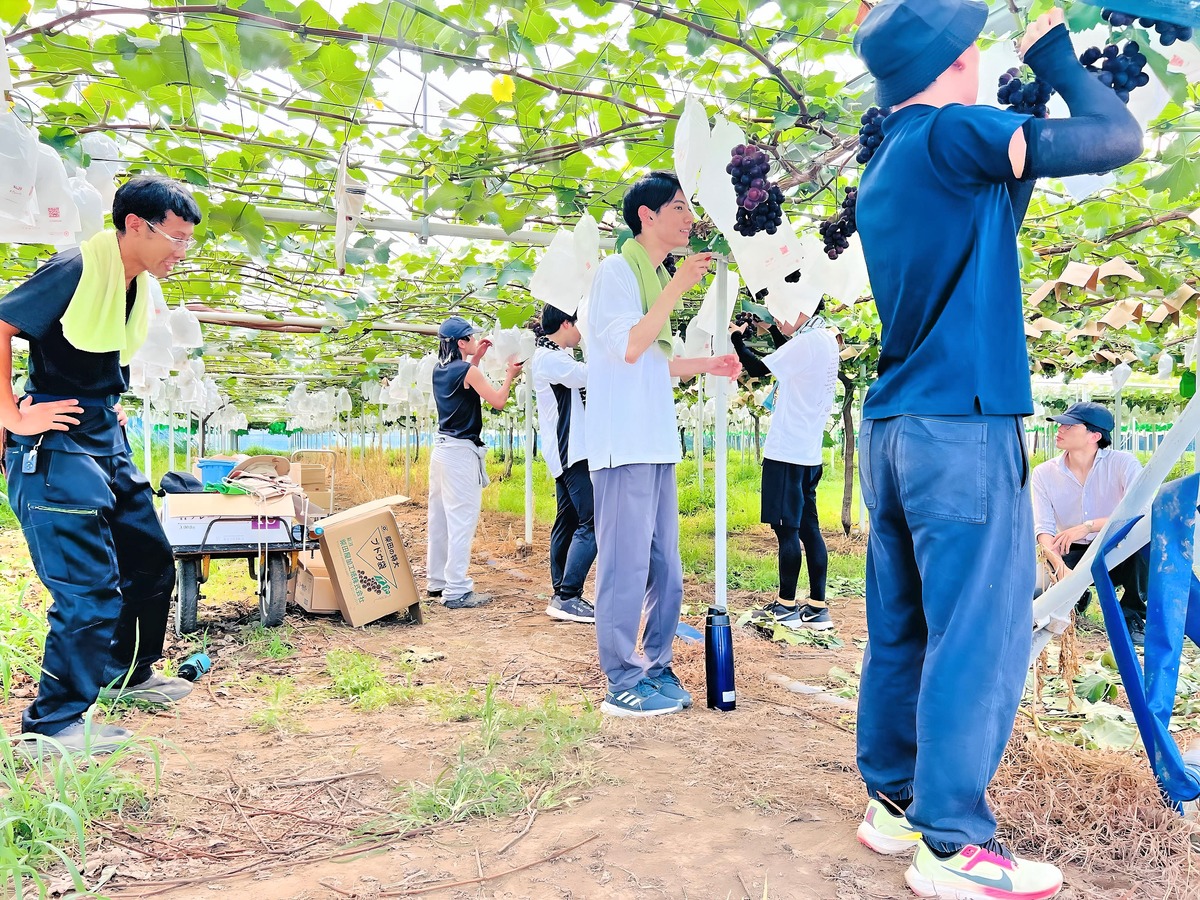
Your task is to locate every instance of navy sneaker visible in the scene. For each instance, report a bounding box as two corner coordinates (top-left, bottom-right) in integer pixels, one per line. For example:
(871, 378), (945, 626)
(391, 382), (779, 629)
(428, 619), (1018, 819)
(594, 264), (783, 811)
(546, 595), (596, 623)
(647, 666), (692, 708)
(442, 591), (491, 609)
(601, 678), (683, 717)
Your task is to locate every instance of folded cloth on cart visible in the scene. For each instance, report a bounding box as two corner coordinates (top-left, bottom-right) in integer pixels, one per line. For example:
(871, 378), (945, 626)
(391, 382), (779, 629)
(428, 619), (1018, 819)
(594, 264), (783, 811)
(224, 469), (326, 525)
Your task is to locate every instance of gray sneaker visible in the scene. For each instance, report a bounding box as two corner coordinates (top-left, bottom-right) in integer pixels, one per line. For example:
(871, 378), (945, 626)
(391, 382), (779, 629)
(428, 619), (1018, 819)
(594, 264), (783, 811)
(443, 591), (491, 609)
(546, 595), (596, 623)
(19, 721), (133, 757)
(98, 672), (194, 704)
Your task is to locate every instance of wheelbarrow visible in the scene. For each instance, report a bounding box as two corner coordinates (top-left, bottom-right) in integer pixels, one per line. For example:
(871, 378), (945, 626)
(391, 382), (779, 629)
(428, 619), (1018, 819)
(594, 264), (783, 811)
(162, 491), (313, 634)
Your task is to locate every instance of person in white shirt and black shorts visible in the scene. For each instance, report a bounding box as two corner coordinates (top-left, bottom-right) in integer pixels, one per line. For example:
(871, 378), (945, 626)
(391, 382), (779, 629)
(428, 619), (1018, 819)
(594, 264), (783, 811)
(729, 303), (840, 630)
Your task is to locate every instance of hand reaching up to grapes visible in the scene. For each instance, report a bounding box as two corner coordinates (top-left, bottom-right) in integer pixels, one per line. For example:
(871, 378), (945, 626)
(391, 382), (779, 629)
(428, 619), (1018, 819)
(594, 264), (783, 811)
(1019, 7), (1065, 59)
(669, 253), (713, 293)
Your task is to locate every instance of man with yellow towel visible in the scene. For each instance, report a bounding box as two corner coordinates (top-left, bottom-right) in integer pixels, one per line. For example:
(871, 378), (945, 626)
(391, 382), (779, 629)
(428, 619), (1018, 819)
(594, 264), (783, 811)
(0, 175), (202, 756)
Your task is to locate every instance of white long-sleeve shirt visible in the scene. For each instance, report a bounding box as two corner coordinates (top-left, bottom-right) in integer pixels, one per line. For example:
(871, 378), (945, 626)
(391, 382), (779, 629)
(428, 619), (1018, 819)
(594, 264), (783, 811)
(1031, 448), (1142, 543)
(582, 256), (681, 470)
(531, 343), (587, 479)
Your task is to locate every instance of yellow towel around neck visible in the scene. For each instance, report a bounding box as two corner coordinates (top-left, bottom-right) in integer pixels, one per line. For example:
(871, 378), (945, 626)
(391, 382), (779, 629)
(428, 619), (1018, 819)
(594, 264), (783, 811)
(620, 238), (674, 359)
(59, 229), (153, 365)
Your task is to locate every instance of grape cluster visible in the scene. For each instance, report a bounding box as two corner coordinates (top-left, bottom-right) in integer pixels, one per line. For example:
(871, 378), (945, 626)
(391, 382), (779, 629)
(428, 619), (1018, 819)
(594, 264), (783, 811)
(997, 68), (1054, 117)
(819, 188), (857, 260)
(784, 269), (801, 283)
(727, 144), (785, 237)
(856, 106), (890, 165)
(1102, 8), (1193, 44)
(1079, 42), (1149, 103)
(734, 310), (763, 328)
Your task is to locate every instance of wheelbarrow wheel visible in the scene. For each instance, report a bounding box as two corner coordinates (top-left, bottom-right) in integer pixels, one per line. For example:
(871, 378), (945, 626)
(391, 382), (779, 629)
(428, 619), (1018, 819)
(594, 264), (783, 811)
(175, 558), (201, 635)
(259, 554), (287, 627)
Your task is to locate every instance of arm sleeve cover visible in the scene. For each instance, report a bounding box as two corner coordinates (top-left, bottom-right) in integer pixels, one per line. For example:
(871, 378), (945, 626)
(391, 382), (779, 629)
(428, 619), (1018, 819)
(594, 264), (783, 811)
(1021, 24), (1143, 180)
(730, 330), (772, 379)
(768, 324), (789, 350)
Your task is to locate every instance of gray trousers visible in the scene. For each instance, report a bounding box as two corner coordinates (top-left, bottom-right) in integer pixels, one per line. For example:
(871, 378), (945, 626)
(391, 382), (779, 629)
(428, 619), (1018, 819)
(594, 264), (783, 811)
(591, 463), (684, 692)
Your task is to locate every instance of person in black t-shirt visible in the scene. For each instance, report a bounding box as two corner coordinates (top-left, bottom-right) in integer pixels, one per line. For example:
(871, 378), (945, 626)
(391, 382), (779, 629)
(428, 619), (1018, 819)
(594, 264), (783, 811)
(425, 316), (522, 609)
(1, 175), (202, 757)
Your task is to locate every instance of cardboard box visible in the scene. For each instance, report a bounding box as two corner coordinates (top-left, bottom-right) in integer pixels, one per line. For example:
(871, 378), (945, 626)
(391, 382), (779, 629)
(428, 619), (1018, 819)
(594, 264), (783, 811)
(289, 462), (328, 488)
(160, 493), (296, 548)
(306, 490), (333, 513)
(295, 567), (339, 615)
(314, 495), (421, 627)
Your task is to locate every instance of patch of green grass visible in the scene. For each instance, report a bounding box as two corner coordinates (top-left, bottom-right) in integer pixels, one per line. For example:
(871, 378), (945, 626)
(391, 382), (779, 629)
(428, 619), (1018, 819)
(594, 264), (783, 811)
(248, 676), (318, 734)
(0, 733), (157, 898)
(391, 683), (599, 830)
(0, 581), (47, 703)
(398, 751), (528, 827)
(325, 649), (408, 711)
(240, 623), (295, 659)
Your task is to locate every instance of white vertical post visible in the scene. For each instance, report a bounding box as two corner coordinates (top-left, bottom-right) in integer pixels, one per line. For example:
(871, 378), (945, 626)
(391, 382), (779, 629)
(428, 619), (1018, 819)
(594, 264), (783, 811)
(696, 380), (705, 493)
(714, 258), (729, 614)
(167, 396), (176, 473)
(404, 418), (412, 496)
(142, 399), (152, 482)
(184, 409), (192, 470)
(524, 376), (534, 547)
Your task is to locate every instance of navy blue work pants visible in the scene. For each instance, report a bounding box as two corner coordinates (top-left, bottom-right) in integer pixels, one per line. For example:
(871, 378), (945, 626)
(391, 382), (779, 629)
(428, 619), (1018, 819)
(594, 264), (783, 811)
(549, 459), (596, 601)
(855, 414), (1033, 850)
(5, 446), (175, 736)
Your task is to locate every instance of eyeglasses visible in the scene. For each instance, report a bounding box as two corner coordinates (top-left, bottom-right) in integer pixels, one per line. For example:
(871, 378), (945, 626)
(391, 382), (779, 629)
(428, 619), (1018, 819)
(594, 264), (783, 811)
(144, 219), (196, 251)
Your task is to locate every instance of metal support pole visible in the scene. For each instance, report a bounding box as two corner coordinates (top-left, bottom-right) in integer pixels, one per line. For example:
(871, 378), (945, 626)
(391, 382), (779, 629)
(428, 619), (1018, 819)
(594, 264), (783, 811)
(714, 258), (729, 613)
(142, 400), (152, 482)
(524, 379), (534, 547)
(696, 380), (705, 494)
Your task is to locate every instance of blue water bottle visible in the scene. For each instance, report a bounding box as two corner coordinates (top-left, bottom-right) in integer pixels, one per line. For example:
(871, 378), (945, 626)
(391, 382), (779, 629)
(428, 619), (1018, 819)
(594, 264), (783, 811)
(178, 652), (212, 682)
(705, 608), (736, 711)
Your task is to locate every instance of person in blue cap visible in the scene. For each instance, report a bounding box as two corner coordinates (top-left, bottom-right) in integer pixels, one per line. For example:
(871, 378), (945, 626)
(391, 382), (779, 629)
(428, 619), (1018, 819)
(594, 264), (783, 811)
(1033, 401), (1147, 644)
(850, 2), (1142, 897)
(1, 175), (202, 757)
(425, 316), (522, 609)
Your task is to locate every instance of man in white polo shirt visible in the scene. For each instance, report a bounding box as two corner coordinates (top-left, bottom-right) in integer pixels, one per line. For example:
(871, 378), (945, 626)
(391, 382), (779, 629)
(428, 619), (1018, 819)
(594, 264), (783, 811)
(584, 170), (740, 717)
(1032, 401), (1147, 645)
(530, 304), (595, 624)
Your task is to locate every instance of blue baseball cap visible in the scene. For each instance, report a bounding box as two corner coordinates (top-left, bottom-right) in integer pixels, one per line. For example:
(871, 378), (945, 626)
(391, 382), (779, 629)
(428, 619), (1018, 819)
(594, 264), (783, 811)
(438, 316), (483, 341)
(1049, 401), (1115, 441)
(853, 0), (989, 107)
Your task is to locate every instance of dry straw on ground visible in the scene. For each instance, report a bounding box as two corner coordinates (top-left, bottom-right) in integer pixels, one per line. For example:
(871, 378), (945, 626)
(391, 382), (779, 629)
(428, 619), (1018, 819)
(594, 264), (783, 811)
(993, 732), (1199, 897)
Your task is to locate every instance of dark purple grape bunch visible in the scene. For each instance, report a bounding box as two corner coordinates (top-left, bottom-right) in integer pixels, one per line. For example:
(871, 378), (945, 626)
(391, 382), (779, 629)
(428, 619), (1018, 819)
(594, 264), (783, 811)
(1102, 8), (1193, 44)
(997, 68), (1054, 118)
(856, 106), (890, 165)
(734, 310), (762, 328)
(727, 144), (785, 237)
(819, 188), (857, 260)
(1079, 42), (1149, 103)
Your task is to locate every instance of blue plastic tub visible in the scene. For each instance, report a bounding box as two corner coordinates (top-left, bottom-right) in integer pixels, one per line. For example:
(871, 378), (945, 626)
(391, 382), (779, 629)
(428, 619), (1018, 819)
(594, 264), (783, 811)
(196, 458), (237, 486)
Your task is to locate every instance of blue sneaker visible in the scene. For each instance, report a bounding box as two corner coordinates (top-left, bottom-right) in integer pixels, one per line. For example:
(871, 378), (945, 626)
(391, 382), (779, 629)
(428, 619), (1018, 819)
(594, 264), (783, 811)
(601, 678), (683, 717)
(647, 666), (693, 709)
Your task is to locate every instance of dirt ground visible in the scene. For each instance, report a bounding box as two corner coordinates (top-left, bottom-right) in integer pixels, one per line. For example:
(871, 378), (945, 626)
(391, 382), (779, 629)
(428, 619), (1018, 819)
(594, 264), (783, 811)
(0, 501), (1178, 900)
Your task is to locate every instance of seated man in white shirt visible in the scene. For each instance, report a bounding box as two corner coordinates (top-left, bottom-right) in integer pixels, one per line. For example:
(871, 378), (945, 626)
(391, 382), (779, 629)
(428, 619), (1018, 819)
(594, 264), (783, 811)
(530, 304), (595, 624)
(1031, 401), (1148, 645)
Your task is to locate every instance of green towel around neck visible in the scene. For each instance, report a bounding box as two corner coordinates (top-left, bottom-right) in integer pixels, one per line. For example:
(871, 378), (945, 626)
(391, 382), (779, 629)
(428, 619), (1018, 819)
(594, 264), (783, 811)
(60, 229), (153, 365)
(620, 238), (673, 359)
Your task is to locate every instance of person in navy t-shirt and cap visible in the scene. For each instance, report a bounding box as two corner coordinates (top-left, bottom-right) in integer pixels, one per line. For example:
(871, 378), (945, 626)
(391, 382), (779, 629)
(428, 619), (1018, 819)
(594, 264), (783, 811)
(849, 1), (1142, 897)
(425, 316), (522, 610)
